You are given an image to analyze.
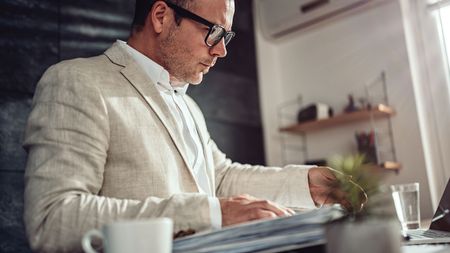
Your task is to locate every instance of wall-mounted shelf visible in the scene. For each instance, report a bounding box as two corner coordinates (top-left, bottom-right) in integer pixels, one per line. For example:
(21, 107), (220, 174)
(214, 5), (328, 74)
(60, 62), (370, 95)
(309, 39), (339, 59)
(280, 104), (395, 133)
(381, 161), (402, 170)
(277, 72), (401, 173)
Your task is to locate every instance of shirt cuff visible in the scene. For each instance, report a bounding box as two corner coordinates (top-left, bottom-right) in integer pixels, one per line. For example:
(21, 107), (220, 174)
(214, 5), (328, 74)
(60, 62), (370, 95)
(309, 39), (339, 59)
(208, 197), (222, 229)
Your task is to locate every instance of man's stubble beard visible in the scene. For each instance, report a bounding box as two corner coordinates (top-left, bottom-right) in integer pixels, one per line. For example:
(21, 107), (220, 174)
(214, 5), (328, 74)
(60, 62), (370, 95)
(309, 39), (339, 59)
(159, 27), (203, 85)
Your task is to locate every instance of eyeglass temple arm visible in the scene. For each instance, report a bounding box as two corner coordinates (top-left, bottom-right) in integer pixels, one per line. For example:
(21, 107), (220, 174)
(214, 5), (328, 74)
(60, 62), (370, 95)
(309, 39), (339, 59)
(164, 1), (215, 28)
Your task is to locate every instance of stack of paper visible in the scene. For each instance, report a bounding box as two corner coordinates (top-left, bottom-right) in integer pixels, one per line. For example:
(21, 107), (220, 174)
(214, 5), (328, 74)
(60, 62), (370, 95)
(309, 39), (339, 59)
(173, 206), (344, 253)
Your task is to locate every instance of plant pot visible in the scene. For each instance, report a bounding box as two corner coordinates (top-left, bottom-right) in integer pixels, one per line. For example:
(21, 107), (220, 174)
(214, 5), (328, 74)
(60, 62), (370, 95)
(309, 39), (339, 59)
(325, 218), (401, 253)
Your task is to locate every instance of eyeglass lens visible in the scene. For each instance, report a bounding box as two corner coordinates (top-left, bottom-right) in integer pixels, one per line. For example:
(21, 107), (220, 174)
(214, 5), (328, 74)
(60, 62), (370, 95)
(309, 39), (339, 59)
(207, 25), (235, 47)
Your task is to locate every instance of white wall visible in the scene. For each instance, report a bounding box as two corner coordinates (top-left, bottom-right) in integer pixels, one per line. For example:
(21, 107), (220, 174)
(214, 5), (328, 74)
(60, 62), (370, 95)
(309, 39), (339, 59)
(254, 1), (433, 218)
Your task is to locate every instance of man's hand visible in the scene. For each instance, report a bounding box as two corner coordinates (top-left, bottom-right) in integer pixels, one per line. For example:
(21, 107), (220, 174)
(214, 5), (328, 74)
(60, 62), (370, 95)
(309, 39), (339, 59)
(308, 166), (352, 210)
(219, 194), (295, 227)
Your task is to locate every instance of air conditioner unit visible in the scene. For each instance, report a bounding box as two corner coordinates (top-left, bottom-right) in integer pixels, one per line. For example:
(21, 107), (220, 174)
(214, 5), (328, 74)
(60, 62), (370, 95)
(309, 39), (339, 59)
(255, 0), (374, 39)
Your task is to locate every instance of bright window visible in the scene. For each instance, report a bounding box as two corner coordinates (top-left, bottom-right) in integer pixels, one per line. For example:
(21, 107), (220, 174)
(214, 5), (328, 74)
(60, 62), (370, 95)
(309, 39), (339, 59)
(401, 0), (450, 209)
(434, 2), (450, 99)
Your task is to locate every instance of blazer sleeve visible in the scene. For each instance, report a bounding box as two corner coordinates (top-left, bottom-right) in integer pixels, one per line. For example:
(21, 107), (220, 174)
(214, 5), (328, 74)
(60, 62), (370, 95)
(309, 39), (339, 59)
(211, 138), (317, 209)
(23, 63), (212, 253)
(183, 95), (316, 209)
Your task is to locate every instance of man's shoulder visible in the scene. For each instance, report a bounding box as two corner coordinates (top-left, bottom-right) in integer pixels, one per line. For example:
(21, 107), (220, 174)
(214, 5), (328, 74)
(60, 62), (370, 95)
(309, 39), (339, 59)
(48, 53), (113, 76)
(35, 51), (123, 96)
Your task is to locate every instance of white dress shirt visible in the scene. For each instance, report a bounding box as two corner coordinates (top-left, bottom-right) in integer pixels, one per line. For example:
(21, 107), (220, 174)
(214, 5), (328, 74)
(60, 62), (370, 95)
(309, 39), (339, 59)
(118, 40), (222, 229)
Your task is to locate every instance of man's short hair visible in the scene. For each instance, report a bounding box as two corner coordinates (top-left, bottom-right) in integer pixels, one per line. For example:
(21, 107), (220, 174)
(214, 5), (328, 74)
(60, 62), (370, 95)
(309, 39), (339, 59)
(132, 0), (193, 27)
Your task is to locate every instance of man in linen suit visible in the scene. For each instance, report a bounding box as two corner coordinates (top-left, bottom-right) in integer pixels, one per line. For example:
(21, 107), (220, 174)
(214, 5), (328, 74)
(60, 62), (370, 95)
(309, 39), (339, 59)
(23, 0), (347, 252)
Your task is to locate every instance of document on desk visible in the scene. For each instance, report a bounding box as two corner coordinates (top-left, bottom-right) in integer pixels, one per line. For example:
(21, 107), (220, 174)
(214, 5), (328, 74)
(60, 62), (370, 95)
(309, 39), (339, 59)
(173, 206), (344, 253)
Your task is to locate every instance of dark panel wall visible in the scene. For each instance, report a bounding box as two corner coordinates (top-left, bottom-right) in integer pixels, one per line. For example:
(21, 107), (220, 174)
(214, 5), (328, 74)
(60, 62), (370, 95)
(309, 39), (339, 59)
(1, 1), (58, 251)
(189, 0), (264, 165)
(0, 0), (264, 251)
(1, 0), (59, 94)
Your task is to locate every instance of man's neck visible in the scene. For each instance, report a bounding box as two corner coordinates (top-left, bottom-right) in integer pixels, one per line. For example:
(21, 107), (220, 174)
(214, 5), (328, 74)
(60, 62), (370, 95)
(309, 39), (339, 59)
(127, 37), (187, 87)
(170, 76), (187, 87)
(127, 36), (160, 66)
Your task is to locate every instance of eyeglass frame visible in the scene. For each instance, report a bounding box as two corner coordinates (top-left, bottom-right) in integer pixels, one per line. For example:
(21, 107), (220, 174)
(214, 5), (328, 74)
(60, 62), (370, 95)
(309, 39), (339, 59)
(164, 1), (236, 47)
(319, 168), (368, 214)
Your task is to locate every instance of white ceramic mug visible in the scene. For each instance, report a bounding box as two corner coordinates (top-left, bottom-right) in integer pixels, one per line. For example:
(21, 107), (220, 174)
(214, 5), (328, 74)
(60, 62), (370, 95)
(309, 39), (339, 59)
(82, 218), (173, 253)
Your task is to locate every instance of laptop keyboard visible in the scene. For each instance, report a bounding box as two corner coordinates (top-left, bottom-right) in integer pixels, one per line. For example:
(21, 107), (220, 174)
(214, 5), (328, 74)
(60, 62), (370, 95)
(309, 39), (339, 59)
(408, 229), (450, 239)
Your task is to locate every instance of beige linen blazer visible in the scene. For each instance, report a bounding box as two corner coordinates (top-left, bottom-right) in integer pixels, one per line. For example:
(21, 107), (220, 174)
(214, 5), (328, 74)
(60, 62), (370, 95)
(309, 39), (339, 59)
(23, 42), (315, 252)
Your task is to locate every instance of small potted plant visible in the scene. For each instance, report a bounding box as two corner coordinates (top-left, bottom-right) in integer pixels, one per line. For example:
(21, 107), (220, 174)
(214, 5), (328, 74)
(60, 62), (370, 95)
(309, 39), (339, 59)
(324, 154), (401, 253)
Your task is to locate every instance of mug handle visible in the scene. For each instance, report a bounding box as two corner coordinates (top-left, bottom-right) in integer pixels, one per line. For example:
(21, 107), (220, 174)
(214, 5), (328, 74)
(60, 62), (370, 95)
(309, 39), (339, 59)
(81, 229), (103, 253)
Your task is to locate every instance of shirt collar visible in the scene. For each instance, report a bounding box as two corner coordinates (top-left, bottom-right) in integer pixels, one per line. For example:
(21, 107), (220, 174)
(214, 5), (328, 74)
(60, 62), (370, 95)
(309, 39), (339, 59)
(117, 40), (189, 95)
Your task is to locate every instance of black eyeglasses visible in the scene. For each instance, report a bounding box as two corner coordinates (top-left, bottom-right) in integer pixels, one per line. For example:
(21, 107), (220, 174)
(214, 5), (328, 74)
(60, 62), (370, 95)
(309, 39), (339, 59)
(165, 1), (236, 47)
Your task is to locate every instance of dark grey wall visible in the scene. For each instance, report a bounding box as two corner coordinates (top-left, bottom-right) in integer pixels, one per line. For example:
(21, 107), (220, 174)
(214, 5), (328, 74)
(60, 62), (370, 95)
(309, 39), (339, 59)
(0, 0), (264, 251)
(189, 0), (264, 165)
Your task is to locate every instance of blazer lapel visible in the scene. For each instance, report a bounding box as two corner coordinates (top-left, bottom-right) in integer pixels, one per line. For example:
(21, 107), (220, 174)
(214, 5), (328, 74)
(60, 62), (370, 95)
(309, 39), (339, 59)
(104, 42), (200, 191)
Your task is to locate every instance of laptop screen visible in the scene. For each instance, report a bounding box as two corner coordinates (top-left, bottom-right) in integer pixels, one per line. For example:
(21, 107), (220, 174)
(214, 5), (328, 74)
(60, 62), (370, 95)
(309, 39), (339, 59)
(430, 178), (450, 231)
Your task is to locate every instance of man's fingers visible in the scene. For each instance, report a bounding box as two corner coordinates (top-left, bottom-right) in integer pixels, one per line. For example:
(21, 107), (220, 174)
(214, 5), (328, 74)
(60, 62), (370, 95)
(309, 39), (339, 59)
(220, 195), (295, 227)
(248, 209), (278, 221)
(234, 194), (253, 200)
(309, 166), (369, 213)
(325, 188), (365, 212)
(246, 200), (291, 217)
(315, 186), (354, 210)
(232, 195), (293, 217)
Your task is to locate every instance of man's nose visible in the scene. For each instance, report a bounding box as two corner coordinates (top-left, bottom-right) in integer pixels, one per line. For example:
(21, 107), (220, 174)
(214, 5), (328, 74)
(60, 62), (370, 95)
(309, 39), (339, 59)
(210, 38), (228, 58)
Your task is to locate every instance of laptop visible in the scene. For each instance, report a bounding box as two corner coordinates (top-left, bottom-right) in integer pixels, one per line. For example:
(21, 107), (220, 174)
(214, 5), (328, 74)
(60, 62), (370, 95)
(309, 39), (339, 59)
(404, 178), (450, 245)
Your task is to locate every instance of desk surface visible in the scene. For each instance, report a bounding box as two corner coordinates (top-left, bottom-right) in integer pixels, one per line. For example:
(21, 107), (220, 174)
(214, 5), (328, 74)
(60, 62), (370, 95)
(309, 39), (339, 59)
(281, 244), (450, 253)
(402, 244), (450, 253)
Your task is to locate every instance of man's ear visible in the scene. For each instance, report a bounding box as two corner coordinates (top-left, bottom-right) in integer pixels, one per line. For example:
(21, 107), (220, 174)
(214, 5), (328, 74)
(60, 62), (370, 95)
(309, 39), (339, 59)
(147, 1), (170, 34)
